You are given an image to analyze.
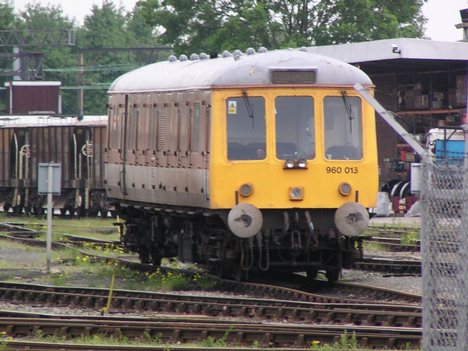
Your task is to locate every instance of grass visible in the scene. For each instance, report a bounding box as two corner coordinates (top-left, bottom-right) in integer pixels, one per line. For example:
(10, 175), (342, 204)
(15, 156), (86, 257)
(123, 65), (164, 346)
(0, 212), (119, 241)
(1, 329), (420, 350)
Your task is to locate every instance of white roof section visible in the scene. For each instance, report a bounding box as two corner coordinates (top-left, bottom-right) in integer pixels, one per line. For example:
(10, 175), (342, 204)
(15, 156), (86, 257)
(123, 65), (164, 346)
(0, 115), (107, 128)
(307, 38), (468, 63)
(4, 81), (61, 87)
(108, 49), (372, 93)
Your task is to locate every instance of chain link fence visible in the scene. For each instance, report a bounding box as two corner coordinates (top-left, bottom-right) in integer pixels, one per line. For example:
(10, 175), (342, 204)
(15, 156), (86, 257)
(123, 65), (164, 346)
(421, 155), (468, 350)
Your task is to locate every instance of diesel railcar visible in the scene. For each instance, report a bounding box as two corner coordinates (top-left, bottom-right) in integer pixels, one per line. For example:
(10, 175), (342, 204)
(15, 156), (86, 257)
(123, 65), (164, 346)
(106, 49), (379, 281)
(0, 115), (107, 216)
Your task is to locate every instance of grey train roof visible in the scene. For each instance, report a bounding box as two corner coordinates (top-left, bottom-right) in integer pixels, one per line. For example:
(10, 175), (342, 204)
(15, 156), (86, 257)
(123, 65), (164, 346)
(0, 115), (107, 128)
(108, 49), (372, 93)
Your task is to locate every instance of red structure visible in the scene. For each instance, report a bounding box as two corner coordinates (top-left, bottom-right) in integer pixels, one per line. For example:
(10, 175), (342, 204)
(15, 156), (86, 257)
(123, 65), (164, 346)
(5, 81), (61, 115)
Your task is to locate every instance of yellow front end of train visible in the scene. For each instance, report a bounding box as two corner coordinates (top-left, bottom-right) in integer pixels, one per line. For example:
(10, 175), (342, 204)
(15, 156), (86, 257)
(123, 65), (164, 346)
(209, 87), (378, 211)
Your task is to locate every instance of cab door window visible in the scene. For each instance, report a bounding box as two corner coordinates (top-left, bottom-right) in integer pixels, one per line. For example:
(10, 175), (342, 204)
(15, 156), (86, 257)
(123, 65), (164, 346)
(275, 96), (314, 159)
(226, 96), (266, 160)
(324, 95), (363, 160)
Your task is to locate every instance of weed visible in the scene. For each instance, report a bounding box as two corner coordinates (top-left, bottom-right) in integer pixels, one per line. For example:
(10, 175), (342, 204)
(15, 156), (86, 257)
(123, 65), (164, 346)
(401, 230), (420, 246)
(33, 328), (45, 339)
(192, 272), (217, 289)
(142, 331), (163, 344)
(251, 340), (260, 348)
(201, 326), (232, 347)
(309, 332), (359, 350)
(0, 331), (12, 351)
(362, 241), (388, 252)
(48, 272), (68, 286)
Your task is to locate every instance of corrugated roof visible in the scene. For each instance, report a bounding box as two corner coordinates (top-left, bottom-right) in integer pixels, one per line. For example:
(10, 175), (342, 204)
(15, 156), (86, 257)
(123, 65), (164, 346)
(0, 115), (107, 128)
(307, 38), (468, 63)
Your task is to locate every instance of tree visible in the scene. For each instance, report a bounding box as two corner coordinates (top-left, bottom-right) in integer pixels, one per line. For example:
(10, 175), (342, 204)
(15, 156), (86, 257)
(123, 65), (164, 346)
(138, 0), (280, 54)
(77, 0), (166, 114)
(316, 0), (427, 45)
(138, 0), (427, 54)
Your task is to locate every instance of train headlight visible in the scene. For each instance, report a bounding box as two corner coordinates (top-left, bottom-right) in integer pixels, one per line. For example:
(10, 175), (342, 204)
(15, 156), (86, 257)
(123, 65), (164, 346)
(284, 159), (295, 169)
(297, 159), (308, 169)
(289, 186), (304, 200)
(239, 182), (253, 197)
(338, 182), (352, 196)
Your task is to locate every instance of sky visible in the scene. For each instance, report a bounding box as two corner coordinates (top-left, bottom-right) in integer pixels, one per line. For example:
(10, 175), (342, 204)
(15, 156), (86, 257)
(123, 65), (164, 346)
(9, 0), (468, 42)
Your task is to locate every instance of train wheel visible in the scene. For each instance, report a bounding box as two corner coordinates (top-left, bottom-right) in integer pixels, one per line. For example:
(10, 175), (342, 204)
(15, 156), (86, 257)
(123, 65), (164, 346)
(150, 247), (162, 266)
(138, 246), (151, 264)
(306, 269), (318, 280)
(325, 268), (340, 283)
(230, 265), (248, 282)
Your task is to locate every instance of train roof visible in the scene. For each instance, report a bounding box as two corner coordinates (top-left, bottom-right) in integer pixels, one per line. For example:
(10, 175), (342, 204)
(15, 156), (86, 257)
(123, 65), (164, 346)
(0, 115), (107, 128)
(108, 49), (372, 93)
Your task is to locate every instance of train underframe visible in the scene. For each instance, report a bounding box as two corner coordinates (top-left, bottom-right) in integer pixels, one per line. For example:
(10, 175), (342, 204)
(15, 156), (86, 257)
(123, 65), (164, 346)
(0, 186), (107, 217)
(116, 204), (363, 282)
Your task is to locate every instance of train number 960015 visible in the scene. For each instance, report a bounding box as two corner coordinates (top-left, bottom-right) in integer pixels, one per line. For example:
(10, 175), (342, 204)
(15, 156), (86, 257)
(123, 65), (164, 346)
(326, 166), (359, 174)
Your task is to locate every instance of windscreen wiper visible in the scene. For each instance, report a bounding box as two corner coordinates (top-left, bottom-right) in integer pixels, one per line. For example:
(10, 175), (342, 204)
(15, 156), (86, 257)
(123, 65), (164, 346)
(341, 90), (354, 133)
(242, 90), (255, 128)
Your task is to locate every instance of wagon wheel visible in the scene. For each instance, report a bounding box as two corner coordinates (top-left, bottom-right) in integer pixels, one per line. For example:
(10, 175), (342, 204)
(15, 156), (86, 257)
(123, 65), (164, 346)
(230, 264), (249, 282)
(325, 268), (340, 283)
(150, 246), (162, 266)
(138, 245), (151, 264)
(306, 269), (318, 280)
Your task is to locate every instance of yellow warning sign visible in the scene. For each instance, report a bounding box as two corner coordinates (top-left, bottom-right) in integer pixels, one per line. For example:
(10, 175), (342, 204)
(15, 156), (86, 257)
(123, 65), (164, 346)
(228, 100), (237, 114)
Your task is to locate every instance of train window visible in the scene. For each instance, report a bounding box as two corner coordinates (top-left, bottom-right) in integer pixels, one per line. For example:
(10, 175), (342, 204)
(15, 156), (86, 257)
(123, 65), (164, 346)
(324, 95), (363, 160)
(191, 102), (201, 152)
(226, 96), (266, 160)
(109, 104), (121, 149)
(275, 96), (314, 159)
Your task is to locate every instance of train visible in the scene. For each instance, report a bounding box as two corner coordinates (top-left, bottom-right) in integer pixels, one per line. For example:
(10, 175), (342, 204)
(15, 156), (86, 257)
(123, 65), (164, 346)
(104, 48), (379, 281)
(0, 115), (107, 216)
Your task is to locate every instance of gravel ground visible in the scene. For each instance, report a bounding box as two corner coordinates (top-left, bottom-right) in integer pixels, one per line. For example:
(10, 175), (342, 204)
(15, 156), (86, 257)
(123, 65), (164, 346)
(341, 269), (422, 295)
(0, 237), (423, 297)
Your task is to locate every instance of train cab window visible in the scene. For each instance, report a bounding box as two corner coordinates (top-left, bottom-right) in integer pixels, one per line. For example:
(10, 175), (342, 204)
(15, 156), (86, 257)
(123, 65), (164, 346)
(275, 96), (314, 159)
(324, 95), (363, 160)
(226, 96), (266, 160)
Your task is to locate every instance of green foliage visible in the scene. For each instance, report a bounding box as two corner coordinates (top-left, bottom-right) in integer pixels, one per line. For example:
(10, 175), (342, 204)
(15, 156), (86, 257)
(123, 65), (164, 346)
(200, 326), (232, 347)
(401, 230), (420, 246)
(0, 331), (12, 351)
(192, 272), (218, 290)
(309, 331), (359, 350)
(138, 0), (426, 55)
(48, 272), (68, 286)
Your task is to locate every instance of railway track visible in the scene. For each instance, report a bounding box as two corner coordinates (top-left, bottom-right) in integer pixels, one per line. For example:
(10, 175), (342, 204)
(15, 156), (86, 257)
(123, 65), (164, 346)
(352, 256), (421, 275)
(0, 281), (422, 327)
(0, 231), (424, 349)
(363, 236), (420, 252)
(0, 313), (421, 349)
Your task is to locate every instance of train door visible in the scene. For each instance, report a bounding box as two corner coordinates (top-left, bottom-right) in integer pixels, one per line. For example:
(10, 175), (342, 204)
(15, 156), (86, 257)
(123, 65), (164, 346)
(120, 94), (129, 197)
